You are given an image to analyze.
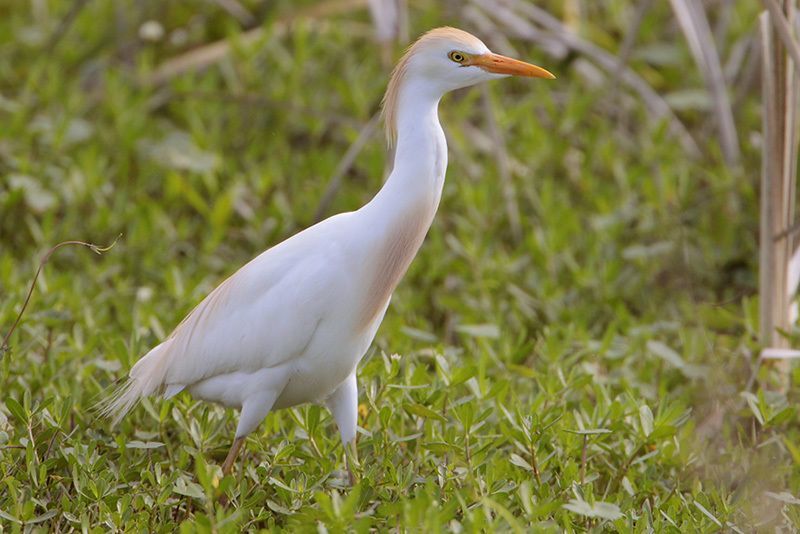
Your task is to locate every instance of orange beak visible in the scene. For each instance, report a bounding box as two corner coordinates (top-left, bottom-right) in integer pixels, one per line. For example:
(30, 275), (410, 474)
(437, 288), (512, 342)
(468, 53), (555, 79)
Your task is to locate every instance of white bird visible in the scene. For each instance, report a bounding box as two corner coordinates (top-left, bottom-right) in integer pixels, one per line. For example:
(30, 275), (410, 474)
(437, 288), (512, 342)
(103, 27), (554, 476)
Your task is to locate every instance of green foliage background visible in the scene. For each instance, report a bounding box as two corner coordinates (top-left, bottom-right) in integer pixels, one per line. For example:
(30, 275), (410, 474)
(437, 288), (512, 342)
(1, 0), (798, 531)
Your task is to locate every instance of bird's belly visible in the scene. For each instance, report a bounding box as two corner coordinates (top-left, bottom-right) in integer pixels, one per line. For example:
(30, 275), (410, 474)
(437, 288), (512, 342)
(273, 344), (365, 409)
(273, 305), (388, 409)
(187, 295), (388, 412)
(273, 363), (351, 409)
(188, 366), (290, 409)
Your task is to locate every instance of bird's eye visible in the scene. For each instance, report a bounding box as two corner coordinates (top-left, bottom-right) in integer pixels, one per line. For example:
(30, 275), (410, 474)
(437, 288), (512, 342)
(448, 51), (466, 64)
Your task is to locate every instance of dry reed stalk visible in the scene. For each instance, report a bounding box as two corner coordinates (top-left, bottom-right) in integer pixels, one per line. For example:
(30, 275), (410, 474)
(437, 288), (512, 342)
(368, 0), (408, 67)
(143, 0), (368, 86)
(472, 0), (702, 158)
(481, 84), (522, 243)
(313, 112), (381, 223)
(759, 2), (800, 389)
(669, 0), (740, 166)
(1, 236), (121, 357)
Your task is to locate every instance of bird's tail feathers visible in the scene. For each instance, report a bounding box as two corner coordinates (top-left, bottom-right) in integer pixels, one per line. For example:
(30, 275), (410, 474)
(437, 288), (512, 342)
(97, 342), (171, 425)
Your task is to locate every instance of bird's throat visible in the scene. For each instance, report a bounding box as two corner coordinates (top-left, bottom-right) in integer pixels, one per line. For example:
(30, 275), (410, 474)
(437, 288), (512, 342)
(357, 92), (447, 329)
(357, 201), (434, 329)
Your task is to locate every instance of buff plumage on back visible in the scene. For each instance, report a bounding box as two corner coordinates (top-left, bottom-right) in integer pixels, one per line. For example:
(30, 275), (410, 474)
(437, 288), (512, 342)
(99, 274), (239, 424)
(381, 27), (485, 146)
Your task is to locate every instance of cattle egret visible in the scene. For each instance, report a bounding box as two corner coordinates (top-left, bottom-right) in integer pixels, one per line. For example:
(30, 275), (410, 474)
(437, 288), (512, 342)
(103, 27), (554, 477)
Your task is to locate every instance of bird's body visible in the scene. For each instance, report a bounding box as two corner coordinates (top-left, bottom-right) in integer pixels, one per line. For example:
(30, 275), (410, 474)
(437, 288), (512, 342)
(104, 27), (553, 474)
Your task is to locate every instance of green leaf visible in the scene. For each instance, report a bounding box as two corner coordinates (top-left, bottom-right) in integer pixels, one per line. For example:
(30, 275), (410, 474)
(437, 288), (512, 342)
(5, 397), (26, 423)
(125, 441), (164, 449)
(405, 402), (447, 422)
(740, 392), (764, 425)
(456, 324), (500, 338)
(140, 131), (219, 173)
(509, 453), (532, 471)
(450, 365), (478, 387)
(693, 501), (722, 526)
(639, 405), (654, 437)
(0, 509), (21, 524)
(563, 498), (623, 520)
(647, 340), (684, 368)
(306, 405), (321, 434)
(266, 499), (293, 515)
(764, 491), (800, 505)
(173, 477), (206, 500)
(767, 406), (795, 426)
(28, 510), (58, 524)
(481, 497), (525, 534)
(784, 437), (800, 465)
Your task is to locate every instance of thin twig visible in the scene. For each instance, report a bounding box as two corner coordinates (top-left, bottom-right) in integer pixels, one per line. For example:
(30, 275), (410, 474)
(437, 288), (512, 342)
(143, 0), (369, 86)
(772, 216), (800, 241)
(758, 4), (798, 392)
(746, 351), (766, 392)
(46, 0), (91, 51)
(669, 0), (740, 165)
(212, 0), (255, 26)
(579, 434), (588, 484)
(605, 442), (645, 498)
(614, 0), (653, 77)
(313, 112), (381, 222)
(1, 235), (121, 357)
(368, 0), (404, 67)
(605, 0), (652, 133)
(611, 0), (653, 79)
(481, 85), (521, 242)
(763, 0), (800, 70)
(528, 434), (541, 484)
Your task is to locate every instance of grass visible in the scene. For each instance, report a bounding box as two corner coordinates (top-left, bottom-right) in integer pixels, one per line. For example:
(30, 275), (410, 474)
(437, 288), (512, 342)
(1, 0), (798, 531)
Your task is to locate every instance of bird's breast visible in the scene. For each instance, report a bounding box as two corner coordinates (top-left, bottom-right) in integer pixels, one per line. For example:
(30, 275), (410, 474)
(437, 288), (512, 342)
(356, 202), (434, 331)
(272, 318), (377, 409)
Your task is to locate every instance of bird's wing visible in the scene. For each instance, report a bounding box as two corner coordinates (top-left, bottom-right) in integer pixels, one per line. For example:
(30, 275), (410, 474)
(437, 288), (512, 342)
(151, 216), (352, 388)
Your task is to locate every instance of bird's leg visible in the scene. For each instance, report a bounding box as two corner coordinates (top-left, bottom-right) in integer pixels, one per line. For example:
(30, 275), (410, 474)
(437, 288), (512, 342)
(344, 437), (360, 485)
(325, 373), (360, 485)
(221, 436), (246, 475)
(223, 387), (282, 475)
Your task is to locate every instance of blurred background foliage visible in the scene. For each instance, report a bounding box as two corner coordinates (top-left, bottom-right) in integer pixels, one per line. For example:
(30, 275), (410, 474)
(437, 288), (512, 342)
(1, 0), (798, 531)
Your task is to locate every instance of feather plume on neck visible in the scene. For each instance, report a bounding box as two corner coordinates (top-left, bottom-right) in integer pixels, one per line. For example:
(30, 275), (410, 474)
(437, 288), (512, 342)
(381, 27), (484, 146)
(381, 43), (413, 147)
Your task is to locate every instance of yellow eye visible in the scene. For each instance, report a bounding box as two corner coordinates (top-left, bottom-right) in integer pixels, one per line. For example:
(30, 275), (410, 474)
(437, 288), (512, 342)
(448, 51), (466, 64)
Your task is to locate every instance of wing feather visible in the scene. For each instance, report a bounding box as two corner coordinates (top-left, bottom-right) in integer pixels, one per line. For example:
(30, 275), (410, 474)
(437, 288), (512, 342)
(102, 212), (354, 423)
(160, 242), (335, 386)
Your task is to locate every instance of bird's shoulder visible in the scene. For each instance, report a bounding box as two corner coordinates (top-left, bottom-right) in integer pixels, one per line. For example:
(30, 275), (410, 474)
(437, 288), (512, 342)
(156, 211), (359, 385)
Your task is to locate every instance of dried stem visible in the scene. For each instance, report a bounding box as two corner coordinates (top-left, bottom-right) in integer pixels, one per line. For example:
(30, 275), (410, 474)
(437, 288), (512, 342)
(46, 0), (91, 51)
(313, 112), (381, 223)
(759, 3), (799, 389)
(529, 436), (541, 484)
(472, 0), (702, 158)
(143, 0), (369, 86)
(763, 0), (800, 69)
(579, 434), (588, 484)
(669, 0), (740, 165)
(1, 235), (121, 357)
(481, 85), (521, 242)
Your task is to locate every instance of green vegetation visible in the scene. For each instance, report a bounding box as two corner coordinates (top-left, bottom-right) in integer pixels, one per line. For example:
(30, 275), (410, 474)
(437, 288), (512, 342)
(1, 0), (797, 531)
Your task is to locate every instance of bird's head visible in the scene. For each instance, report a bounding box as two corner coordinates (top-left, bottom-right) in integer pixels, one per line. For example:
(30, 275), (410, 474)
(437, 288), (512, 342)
(382, 27), (554, 144)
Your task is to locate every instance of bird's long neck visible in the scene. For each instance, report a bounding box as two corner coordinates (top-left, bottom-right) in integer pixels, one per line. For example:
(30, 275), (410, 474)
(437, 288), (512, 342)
(355, 81), (447, 329)
(367, 80), (447, 223)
